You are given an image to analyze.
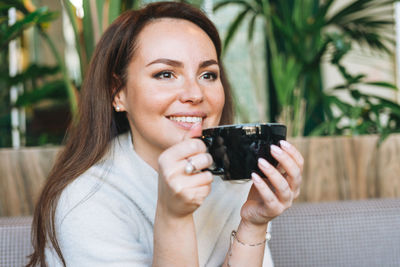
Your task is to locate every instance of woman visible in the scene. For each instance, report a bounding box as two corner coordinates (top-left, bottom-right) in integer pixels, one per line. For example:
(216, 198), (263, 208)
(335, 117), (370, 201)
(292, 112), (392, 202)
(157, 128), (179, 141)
(28, 2), (303, 266)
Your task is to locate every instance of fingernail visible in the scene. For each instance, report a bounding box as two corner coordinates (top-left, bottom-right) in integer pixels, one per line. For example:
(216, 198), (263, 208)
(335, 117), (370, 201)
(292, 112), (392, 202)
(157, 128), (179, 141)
(271, 145), (283, 155)
(258, 158), (270, 169)
(251, 172), (262, 183)
(280, 140), (291, 149)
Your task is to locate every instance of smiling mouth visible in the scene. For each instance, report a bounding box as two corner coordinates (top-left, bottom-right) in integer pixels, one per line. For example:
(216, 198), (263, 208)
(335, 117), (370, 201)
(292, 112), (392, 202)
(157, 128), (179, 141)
(168, 116), (203, 123)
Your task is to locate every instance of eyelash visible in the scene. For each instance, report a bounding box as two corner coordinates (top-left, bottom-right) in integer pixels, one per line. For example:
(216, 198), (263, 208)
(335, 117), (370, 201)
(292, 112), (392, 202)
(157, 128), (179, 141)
(152, 71), (219, 80)
(153, 71), (175, 79)
(201, 72), (218, 80)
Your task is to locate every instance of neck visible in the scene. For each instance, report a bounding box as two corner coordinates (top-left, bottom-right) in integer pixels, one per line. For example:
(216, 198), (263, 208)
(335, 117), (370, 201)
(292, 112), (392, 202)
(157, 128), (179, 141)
(129, 133), (162, 172)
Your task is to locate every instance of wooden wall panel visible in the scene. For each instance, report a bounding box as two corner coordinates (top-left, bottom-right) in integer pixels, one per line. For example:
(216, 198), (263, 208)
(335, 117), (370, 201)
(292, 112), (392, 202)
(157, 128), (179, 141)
(0, 147), (59, 216)
(0, 134), (399, 216)
(290, 134), (400, 202)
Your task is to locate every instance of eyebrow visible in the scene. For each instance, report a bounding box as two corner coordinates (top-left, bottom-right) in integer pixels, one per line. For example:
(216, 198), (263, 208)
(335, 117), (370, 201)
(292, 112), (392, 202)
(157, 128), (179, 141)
(146, 58), (219, 69)
(199, 59), (218, 68)
(146, 58), (183, 67)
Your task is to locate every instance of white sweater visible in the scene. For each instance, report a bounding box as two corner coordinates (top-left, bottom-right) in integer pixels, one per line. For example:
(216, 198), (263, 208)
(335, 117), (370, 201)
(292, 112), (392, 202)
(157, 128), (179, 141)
(45, 132), (273, 266)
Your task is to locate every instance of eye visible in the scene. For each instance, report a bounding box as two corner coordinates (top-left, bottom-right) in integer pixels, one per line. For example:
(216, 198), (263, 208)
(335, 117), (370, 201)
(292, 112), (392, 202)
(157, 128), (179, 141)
(201, 72), (218, 80)
(153, 71), (175, 79)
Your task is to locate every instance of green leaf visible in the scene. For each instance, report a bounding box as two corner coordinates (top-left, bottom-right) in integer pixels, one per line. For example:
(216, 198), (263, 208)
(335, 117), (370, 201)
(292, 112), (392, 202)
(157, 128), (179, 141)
(377, 131), (391, 146)
(326, 95), (352, 114)
(314, 0), (335, 26)
(309, 117), (341, 136)
(247, 13), (258, 42)
(327, 0), (395, 54)
(327, 0), (394, 25)
(95, 0), (106, 32)
(373, 97), (400, 116)
(0, 0), (27, 14)
(222, 6), (251, 54)
(0, 4), (13, 12)
(6, 64), (60, 86)
(213, 0), (253, 12)
(0, 7), (59, 48)
(62, 0), (84, 80)
(15, 80), (67, 107)
(108, 0), (121, 24)
(332, 85), (349, 90)
(83, 0), (95, 62)
(270, 53), (301, 107)
(364, 81), (397, 90)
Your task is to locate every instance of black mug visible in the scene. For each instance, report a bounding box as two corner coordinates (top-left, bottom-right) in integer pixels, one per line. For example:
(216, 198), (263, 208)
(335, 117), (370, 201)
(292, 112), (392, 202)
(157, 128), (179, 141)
(199, 123), (287, 180)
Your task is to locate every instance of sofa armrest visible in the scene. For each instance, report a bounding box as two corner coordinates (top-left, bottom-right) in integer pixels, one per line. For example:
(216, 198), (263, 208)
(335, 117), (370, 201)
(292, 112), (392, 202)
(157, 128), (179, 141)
(269, 198), (400, 267)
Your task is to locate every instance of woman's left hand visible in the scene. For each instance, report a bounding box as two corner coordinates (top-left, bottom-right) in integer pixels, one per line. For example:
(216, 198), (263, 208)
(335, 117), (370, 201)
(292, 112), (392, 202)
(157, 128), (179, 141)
(240, 140), (303, 226)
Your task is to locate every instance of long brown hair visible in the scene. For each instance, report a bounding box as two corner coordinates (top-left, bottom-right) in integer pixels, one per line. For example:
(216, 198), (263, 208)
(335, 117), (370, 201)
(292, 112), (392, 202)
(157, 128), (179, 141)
(27, 2), (233, 266)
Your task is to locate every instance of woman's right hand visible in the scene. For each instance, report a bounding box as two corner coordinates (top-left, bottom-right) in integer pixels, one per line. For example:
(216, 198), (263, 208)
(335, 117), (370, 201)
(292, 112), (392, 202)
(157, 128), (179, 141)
(157, 123), (214, 218)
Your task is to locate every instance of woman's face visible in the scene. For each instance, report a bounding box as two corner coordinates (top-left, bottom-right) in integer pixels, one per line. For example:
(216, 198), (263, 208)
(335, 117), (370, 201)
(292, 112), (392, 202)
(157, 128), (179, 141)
(115, 18), (225, 159)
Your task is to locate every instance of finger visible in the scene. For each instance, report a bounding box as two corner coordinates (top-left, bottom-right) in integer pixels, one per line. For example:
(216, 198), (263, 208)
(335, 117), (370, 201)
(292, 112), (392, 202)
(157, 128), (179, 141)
(279, 140), (304, 172)
(182, 122), (203, 140)
(186, 153), (213, 171)
(251, 172), (283, 214)
(159, 138), (207, 167)
(258, 158), (292, 203)
(169, 171), (213, 194)
(270, 145), (302, 191)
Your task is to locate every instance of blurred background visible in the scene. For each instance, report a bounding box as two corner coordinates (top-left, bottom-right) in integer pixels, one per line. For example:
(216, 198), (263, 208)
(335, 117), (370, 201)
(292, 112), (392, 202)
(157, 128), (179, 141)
(1, 0), (400, 148)
(1, 0), (400, 216)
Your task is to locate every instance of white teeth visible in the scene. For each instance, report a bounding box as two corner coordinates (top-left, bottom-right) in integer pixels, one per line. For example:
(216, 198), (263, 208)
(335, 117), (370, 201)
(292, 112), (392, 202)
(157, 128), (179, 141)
(169, 116), (203, 123)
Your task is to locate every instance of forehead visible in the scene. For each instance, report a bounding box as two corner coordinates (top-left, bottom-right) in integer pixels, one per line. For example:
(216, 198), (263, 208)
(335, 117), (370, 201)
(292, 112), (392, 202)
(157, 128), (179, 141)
(134, 18), (218, 61)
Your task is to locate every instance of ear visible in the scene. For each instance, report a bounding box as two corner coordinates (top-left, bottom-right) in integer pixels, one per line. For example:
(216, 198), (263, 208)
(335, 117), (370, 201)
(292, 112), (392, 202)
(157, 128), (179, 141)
(112, 89), (128, 112)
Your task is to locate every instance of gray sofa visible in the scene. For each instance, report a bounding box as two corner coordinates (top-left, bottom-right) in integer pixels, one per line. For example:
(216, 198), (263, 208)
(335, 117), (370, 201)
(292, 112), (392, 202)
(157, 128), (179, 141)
(1, 198), (399, 267)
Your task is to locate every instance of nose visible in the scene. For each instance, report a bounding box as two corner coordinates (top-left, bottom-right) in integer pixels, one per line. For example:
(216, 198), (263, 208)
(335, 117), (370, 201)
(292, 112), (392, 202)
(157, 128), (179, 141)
(179, 79), (204, 104)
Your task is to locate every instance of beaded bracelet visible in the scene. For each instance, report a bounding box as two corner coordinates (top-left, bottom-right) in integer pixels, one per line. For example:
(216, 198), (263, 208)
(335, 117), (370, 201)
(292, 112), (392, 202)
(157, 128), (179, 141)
(227, 230), (271, 267)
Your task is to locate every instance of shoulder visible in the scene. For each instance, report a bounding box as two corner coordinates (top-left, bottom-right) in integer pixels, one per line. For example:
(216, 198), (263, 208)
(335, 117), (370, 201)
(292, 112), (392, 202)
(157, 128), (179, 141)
(55, 168), (141, 237)
(51, 169), (153, 265)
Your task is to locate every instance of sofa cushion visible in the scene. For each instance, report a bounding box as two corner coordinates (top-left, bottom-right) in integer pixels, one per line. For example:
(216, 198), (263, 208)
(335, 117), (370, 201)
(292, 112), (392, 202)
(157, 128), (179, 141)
(269, 198), (400, 267)
(0, 216), (32, 267)
(1, 199), (399, 267)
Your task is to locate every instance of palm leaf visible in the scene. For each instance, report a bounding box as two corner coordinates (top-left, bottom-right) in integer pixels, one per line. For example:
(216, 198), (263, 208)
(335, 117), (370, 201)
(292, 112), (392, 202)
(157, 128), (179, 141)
(0, 7), (59, 48)
(327, 0), (394, 24)
(108, 0), (121, 24)
(0, 0), (27, 14)
(7, 64), (59, 86)
(222, 6), (251, 54)
(0, 4), (13, 12)
(214, 0), (253, 12)
(364, 81), (397, 90)
(247, 13), (258, 42)
(62, 0), (84, 79)
(15, 80), (67, 107)
(326, 0), (395, 53)
(82, 0), (95, 62)
(313, 0), (335, 26)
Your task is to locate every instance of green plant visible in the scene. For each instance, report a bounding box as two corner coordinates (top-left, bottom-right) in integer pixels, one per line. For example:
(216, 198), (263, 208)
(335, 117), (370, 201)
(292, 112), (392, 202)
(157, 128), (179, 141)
(62, 0), (141, 82)
(214, 0), (398, 137)
(2, 1), (79, 112)
(0, 1), (77, 146)
(312, 33), (400, 141)
(0, 0), (143, 147)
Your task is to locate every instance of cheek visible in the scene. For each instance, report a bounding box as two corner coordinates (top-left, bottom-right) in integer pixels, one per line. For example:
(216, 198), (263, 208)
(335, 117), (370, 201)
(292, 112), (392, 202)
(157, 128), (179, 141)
(128, 87), (175, 118)
(209, 86), (225, 114)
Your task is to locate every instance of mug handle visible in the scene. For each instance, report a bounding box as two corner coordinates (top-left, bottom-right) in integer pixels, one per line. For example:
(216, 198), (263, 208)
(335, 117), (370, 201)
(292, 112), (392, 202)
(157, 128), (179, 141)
(198, 136), (225, 175)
